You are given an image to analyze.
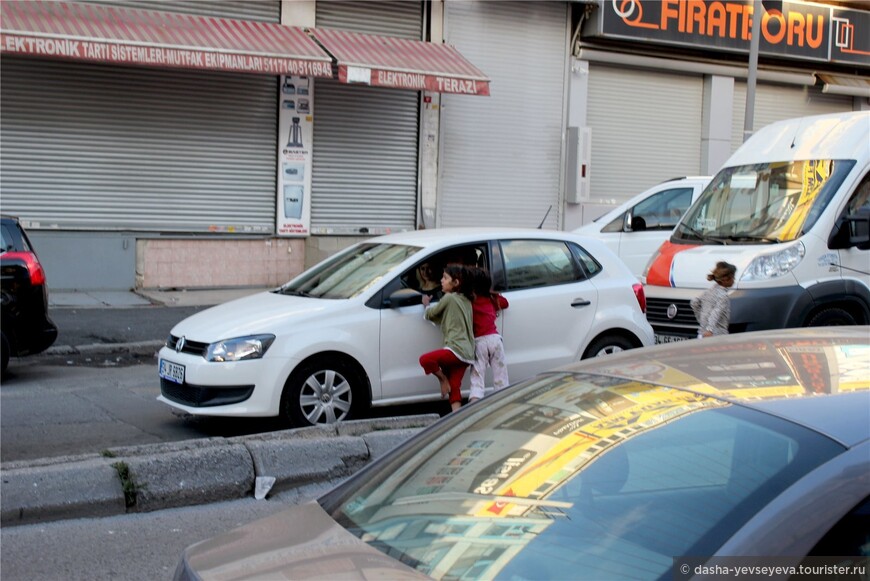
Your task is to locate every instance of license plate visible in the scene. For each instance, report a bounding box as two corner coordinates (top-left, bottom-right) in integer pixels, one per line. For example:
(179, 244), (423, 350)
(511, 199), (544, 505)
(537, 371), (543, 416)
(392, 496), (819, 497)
(655, 334), (691, 345)
(159, 359), (185, 384)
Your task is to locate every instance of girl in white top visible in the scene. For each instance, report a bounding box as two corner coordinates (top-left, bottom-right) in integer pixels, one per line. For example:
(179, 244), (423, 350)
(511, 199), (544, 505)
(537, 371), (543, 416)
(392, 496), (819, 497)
(690, 261), (736, 338)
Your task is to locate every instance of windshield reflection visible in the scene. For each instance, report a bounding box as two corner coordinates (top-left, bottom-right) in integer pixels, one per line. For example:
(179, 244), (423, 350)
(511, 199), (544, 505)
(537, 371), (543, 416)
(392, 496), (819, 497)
(675, 160), (855, 244)
(275, 242), (420, 299)
(321, 336), (866, 579)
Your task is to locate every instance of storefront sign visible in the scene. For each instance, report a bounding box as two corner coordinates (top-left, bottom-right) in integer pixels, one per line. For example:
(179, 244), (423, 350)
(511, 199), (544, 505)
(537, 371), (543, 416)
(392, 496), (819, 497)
(277, 76), (314, 236)
(337, 65), (491, 96)
(0, 34), (334, 76)
(592, 0), (869, 67)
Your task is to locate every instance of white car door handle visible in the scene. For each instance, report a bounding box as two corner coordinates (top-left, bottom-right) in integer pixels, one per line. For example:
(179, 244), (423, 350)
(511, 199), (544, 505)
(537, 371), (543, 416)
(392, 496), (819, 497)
(571, 298), (592, 307)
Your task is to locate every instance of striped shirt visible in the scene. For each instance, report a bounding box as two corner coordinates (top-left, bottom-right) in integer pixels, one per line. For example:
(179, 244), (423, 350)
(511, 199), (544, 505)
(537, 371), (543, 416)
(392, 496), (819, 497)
(690, 283), (731, 336)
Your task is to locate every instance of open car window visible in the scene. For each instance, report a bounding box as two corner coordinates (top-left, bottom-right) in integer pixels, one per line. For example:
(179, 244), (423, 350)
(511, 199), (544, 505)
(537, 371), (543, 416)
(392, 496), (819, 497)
(397, 244), (489, 297)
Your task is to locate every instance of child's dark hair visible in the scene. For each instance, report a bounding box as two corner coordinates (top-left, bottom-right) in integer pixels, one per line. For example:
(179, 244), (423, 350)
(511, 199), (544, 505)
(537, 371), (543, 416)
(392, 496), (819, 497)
(469, 266), (502, 312)
(707, 261), (737, 283)
(443, 263), (474, 300)
(468, 266), (492, 296)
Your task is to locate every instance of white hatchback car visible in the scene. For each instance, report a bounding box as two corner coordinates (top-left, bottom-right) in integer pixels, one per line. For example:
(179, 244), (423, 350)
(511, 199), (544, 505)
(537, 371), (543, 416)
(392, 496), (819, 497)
(157, 228), (654, 426)
(573, 176), (712, 277)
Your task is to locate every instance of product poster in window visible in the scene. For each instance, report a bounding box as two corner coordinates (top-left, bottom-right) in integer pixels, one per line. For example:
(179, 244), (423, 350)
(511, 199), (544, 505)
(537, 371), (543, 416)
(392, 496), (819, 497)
(277, 75), (313, 236)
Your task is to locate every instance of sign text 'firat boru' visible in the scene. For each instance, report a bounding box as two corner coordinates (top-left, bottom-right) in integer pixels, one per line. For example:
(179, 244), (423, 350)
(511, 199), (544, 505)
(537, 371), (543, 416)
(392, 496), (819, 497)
(595, 0), (869, 67)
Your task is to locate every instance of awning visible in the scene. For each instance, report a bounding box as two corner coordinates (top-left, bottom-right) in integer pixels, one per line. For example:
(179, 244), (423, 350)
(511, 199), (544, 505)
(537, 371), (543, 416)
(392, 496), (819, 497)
(817, 73), (870, 98)
(308, 27), (490, 96)
(0, 0), (333, 77)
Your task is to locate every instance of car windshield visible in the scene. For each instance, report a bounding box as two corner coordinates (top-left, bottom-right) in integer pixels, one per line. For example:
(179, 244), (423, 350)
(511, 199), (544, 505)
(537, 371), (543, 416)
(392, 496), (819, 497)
(275, 242), (420, 299)
(674, 160), (855, 244)
(320, 373), (844, 580)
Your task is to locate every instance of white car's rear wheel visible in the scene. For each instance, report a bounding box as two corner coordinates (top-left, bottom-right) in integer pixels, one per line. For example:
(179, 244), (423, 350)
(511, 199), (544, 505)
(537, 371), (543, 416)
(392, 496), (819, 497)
(583, 335), (635, 358)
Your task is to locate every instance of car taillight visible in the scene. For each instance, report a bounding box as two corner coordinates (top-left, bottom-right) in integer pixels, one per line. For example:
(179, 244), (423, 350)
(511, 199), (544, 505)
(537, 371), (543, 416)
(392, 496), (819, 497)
(1, 251), (47, 286)
(632, 283), (646, 314)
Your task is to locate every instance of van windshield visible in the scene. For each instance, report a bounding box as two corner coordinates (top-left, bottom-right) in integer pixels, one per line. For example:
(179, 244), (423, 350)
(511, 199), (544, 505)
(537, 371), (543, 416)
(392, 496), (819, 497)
(276, 242), (420, 299)
(674, 160), (855, 244)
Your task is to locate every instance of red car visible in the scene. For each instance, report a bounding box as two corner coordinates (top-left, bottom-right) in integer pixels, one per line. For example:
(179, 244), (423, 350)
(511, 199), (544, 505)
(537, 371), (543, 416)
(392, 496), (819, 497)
(0, 215), (57, 373)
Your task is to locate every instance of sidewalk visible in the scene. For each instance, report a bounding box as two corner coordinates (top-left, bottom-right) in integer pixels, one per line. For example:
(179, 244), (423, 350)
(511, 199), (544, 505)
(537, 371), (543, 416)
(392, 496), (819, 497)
(49, 287), (270, 309)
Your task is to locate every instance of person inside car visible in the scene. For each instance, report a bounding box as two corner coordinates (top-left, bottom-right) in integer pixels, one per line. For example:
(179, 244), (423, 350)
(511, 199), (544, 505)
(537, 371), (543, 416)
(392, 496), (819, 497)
(416, 261), (443, 300)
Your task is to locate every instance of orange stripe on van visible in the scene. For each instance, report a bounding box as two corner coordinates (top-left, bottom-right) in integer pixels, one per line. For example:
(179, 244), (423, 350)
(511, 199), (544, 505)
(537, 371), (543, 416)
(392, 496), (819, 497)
(646, 241), (698, 287)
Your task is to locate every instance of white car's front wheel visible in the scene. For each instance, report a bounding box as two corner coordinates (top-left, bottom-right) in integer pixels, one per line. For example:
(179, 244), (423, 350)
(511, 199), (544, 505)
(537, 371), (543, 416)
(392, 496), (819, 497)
(281, 357), (365, 427)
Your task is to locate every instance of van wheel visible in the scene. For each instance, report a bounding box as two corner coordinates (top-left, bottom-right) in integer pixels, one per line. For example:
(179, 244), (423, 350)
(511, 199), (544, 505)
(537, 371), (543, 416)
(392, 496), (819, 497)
(1, 332), (9, 374)
(583, 335), (635, 359)
(281, 357), (364, 427)
(806, 307), (857, 327)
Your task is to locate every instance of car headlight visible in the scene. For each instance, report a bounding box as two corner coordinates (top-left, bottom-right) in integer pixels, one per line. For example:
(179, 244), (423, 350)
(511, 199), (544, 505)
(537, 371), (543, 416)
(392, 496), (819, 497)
(205, 334), (275, 362)
(740, 242), (805, 281)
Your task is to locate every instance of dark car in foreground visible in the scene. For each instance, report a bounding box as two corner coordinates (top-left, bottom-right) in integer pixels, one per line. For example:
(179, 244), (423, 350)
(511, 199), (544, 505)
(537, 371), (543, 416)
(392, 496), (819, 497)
(0, 215), (57, 372)
(175, 328), (869, 580)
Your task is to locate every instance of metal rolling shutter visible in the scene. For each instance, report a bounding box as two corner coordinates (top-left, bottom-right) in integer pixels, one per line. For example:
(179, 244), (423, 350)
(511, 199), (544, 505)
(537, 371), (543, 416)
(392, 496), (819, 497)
(730, 83), (854, 153)
(76, 0), (280, 22)
(0, 57), (277, 232)
(0, 0), (281, 233)
(587, 64), (704, 206)
(440, 1), (569, 230)
(312, 1), (422, 234)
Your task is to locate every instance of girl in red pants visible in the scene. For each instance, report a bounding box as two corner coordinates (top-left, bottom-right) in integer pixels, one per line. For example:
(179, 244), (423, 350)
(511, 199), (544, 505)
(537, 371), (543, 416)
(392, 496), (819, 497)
(419, 264), (475, 412)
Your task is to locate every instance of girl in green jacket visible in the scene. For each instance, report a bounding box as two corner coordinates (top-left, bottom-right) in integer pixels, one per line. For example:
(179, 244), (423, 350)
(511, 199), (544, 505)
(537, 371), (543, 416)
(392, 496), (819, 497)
(419, 264), (475, 412)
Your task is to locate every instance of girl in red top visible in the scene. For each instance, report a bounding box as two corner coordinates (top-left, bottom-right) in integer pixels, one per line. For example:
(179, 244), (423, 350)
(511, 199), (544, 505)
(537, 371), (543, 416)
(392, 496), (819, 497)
(468, 266), (509, 403)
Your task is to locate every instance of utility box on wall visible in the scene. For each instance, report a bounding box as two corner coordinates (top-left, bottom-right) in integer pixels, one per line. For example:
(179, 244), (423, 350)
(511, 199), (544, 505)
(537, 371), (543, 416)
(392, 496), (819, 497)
(566, 126), (591, 204)
(28, 232), (136, 291)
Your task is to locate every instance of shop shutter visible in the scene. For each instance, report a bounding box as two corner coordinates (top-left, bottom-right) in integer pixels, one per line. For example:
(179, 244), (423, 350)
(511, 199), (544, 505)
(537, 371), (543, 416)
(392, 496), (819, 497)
(315, 1), (421, 37)
(312, 1), (422, 234)
(730, 83), (854, 153)
(0, 57), (277, 233)
(440, 1), (569, 230)
(586, 64), (704, 206)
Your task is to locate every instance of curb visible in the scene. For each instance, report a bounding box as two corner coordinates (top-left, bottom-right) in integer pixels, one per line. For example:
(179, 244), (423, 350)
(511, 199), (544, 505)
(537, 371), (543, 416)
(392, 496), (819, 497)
(0, 414), (440, 527)
(42, 340), (164, 357)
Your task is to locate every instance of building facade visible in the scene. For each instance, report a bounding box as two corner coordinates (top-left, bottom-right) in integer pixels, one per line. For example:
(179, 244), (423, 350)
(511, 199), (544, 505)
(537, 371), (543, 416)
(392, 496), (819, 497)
(1, 0), (867, 291)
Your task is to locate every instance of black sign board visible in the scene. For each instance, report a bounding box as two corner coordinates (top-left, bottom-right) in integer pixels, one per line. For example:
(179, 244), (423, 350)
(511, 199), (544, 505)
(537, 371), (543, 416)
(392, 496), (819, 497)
(831, 7), (870, 67)
(593, 0), (869, 68)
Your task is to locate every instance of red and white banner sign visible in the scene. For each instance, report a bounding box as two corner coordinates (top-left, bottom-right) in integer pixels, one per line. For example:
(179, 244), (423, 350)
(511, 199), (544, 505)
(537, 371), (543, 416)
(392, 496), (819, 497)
(338, 65), (491, 96)
(312, 27), (490, 97)
(1, 34), (333, 77)
(0, 1), (334, 77)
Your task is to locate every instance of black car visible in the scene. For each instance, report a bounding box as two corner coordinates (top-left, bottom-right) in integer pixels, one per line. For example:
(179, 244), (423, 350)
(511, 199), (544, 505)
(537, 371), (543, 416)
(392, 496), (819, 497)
(0, 215), (57, 372)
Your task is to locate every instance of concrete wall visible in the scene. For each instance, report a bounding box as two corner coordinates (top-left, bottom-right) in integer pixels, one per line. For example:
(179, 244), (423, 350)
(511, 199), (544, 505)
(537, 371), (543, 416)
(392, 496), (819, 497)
(137, 238), (305, 290)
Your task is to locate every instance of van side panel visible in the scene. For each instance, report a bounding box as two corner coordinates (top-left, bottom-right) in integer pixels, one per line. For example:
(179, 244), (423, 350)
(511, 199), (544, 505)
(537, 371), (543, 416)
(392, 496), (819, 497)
(805, 280), (870, 325)
(727, 287), (815, 333)
(727, 281), (870, 333)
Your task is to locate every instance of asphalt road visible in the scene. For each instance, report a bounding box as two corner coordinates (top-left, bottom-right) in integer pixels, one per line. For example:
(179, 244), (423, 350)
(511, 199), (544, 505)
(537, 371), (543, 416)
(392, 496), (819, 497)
(0, 479), (339, 581)
(1, 358), (450, 462)
(0, 362), (261, 462)
(1, 332), (441, 579)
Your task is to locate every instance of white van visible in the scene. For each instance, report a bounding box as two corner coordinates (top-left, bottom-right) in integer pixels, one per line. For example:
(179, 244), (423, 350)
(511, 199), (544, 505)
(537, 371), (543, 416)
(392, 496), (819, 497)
(643, 111), (870, 342)
(573, 176), (711, 276)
